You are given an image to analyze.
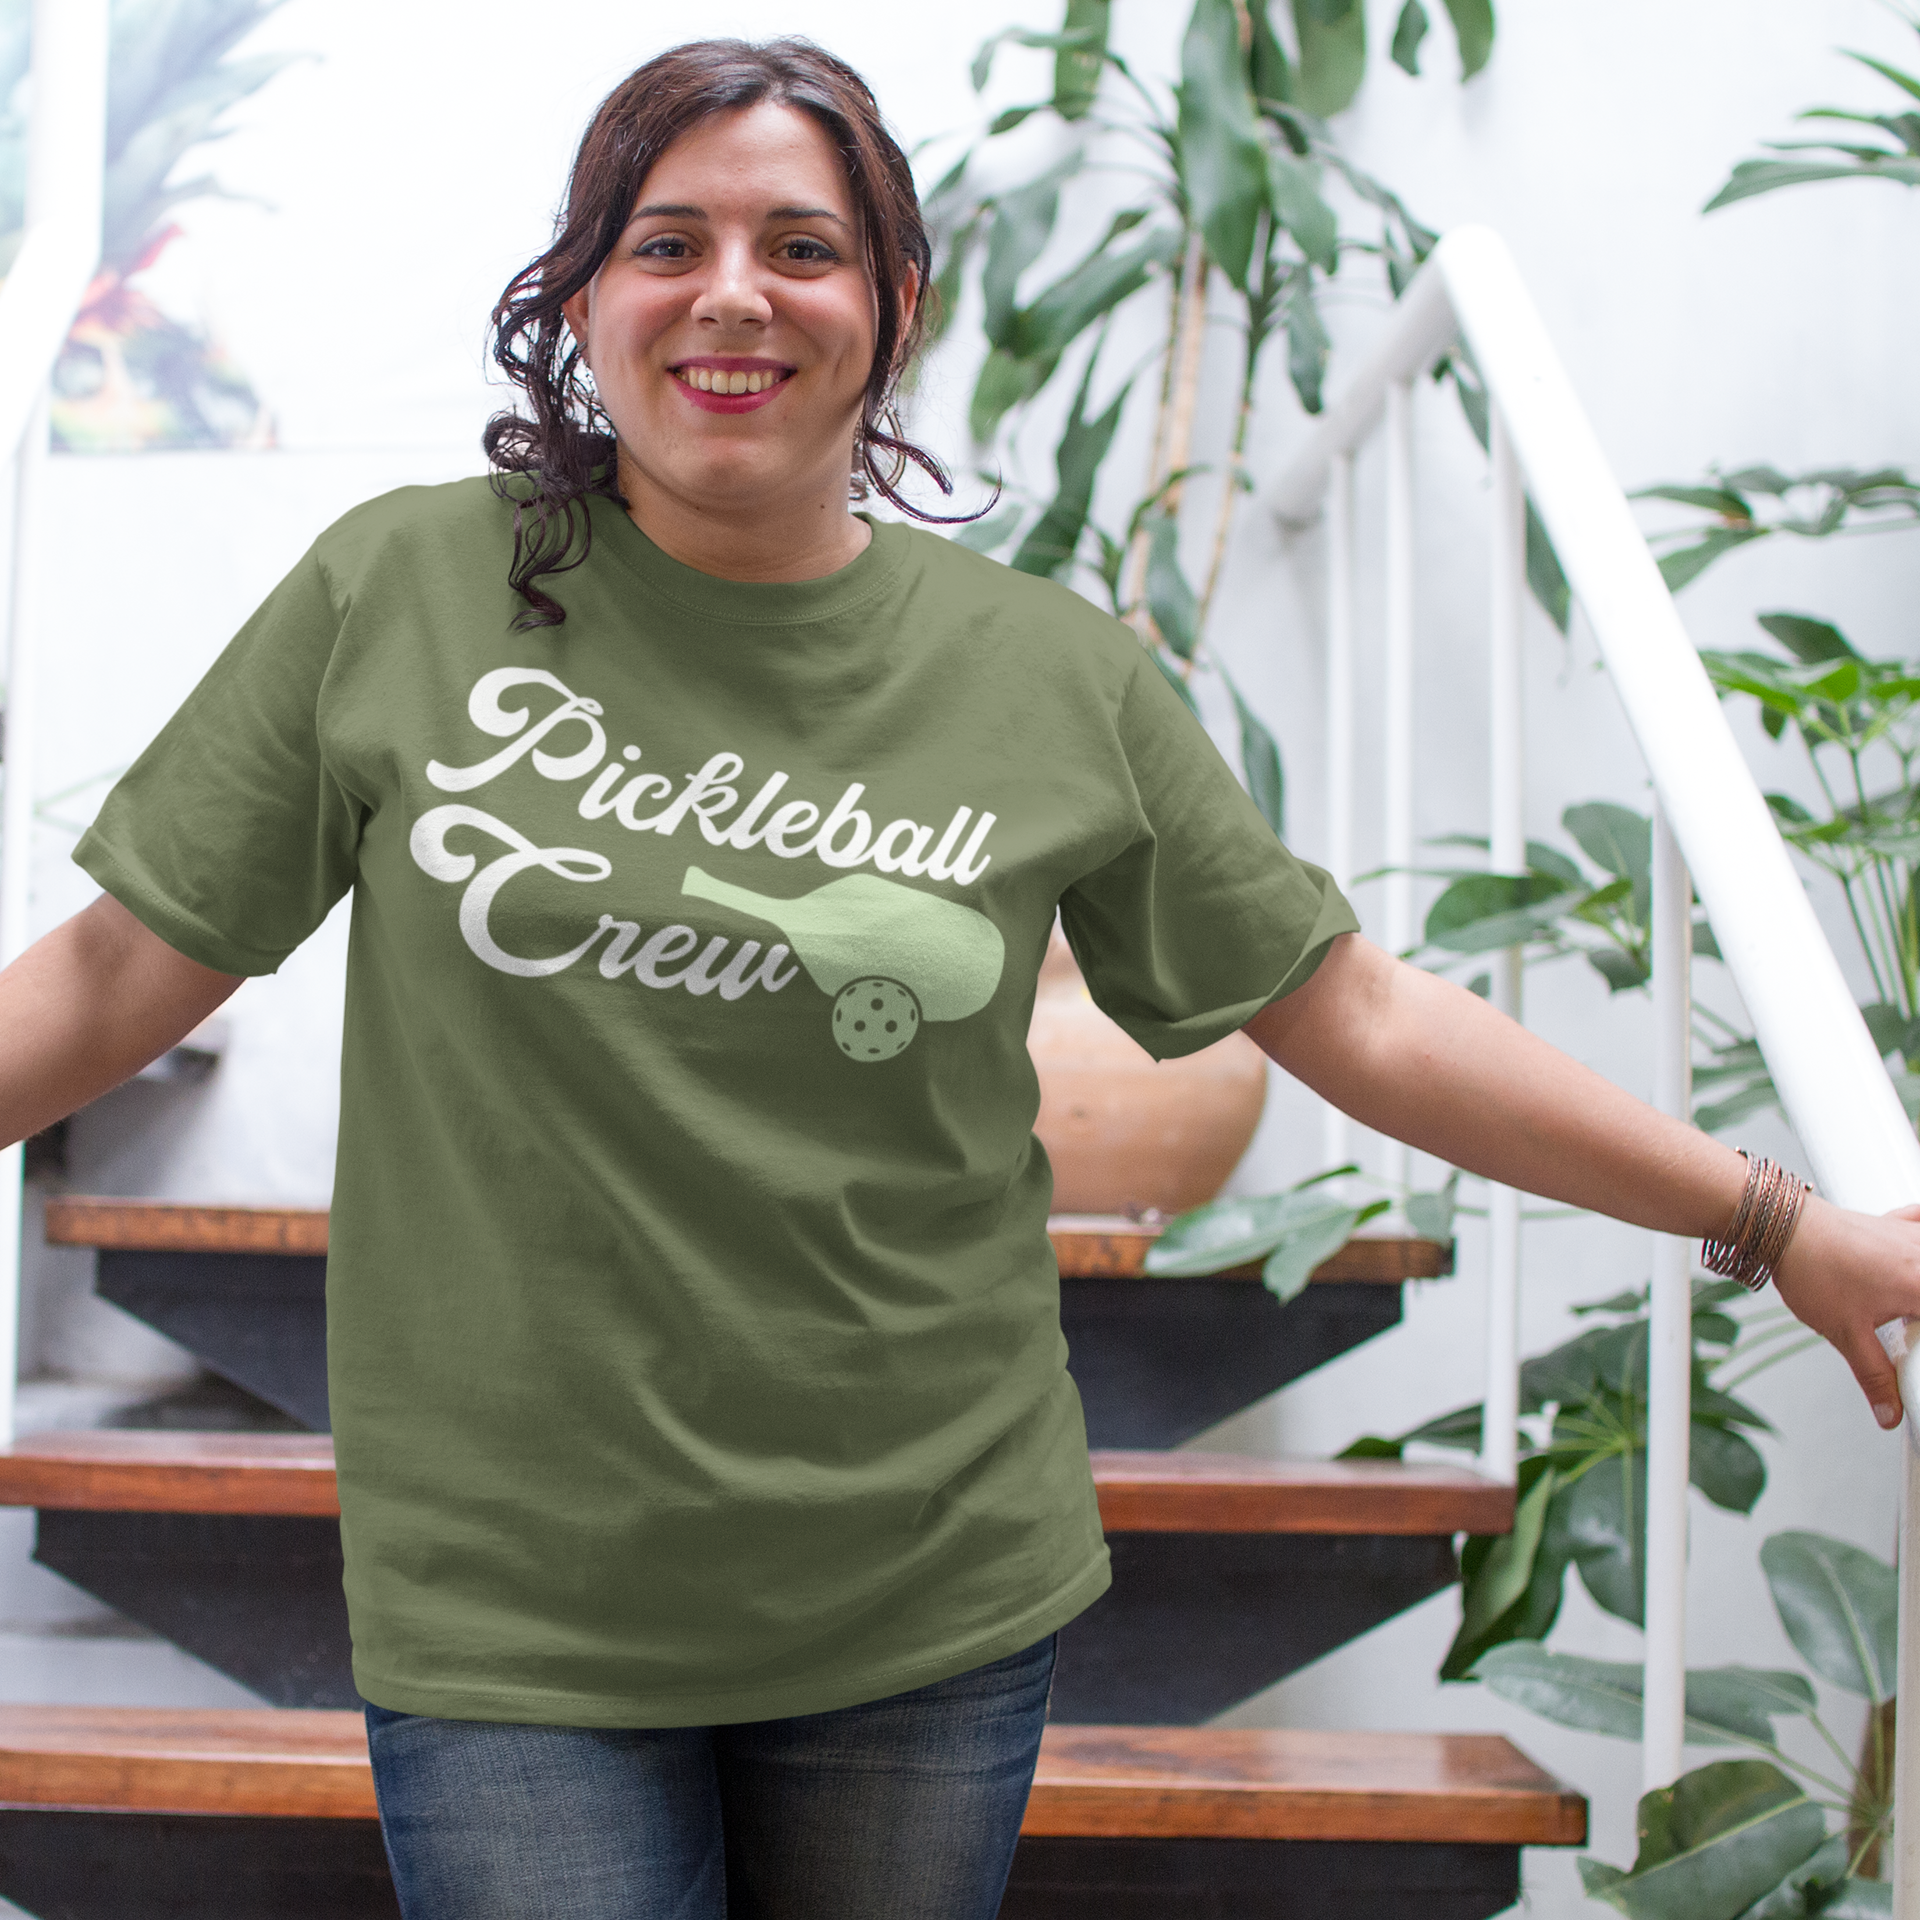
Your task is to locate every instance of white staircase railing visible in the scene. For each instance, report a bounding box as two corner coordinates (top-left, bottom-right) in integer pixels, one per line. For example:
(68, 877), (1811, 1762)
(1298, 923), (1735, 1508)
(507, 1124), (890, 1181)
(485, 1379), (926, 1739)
(0, 0), (111, 1450)
(1268, 225), (1920, 1903)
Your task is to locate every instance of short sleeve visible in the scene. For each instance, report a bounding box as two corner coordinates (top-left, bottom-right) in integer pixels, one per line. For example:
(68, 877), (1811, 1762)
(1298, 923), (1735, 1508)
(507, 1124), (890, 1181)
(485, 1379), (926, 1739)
(73, 545), (363, 976)
(1060, 654), (1359, 1060)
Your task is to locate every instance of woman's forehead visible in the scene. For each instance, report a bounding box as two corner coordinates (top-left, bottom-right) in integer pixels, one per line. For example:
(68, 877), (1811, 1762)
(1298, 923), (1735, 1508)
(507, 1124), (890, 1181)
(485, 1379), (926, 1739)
(634, 103), (855, 218)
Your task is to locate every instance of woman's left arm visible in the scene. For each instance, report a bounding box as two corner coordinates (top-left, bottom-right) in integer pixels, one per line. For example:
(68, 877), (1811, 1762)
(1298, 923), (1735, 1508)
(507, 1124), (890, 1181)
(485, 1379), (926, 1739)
(1245, 931), (1920, 1429)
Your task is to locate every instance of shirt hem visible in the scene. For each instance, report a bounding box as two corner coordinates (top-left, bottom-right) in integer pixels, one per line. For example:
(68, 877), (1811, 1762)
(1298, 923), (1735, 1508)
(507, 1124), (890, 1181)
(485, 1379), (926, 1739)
(351, 1547), (1112, 1730)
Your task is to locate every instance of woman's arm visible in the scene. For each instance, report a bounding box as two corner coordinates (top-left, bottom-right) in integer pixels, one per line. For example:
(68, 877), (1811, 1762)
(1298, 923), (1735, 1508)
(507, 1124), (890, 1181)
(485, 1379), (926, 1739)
(0, 894), (243, 1144)
(1245, 932), (1920, 1428)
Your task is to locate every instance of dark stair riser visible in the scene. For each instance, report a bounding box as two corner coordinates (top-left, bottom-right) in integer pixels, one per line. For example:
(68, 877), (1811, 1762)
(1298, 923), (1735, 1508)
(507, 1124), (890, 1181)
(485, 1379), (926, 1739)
(33, 1512), (355, 1710)
(1054, 1533), (1460, 1723)
(32, 1513), (1457, 1723)
(93, 1252), (1405, 1449)
(0, 1813), (1520, 1920)
(95, 1251), (329, 1433)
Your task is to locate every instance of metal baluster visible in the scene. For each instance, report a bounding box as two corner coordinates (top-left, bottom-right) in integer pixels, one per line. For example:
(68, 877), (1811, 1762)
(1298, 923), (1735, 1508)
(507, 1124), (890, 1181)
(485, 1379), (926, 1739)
(0, 0), (111, 1449)
(1382, 382), (1415, 1196)
(1481, 405), (1525, 1483)
(1322, 452), (1356, 1172)
(1643, 802), (1694, 1790)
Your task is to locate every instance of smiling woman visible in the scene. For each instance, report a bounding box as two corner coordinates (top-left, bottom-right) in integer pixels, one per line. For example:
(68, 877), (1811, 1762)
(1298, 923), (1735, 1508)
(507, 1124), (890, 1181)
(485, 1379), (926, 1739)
(487, 39), (956, 616)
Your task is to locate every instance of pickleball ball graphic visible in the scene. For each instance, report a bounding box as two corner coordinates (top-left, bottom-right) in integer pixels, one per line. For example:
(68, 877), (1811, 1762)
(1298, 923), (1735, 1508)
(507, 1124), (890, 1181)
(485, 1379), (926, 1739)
(681, 866), (1004, 1061)
(832, 978), (920, 1060)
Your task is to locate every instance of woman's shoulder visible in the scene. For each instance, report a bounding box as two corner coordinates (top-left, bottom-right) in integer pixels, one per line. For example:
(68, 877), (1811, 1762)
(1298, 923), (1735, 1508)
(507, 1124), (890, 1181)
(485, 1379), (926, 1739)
(310, 474), (513, 586)
(890, 521), (1144, 671)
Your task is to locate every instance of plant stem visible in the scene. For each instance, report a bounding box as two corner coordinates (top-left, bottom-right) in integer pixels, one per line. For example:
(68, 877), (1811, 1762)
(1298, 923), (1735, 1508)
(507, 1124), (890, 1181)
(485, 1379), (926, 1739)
(1123, 226), (1205, 630)
(1198, 334), (1260, 630)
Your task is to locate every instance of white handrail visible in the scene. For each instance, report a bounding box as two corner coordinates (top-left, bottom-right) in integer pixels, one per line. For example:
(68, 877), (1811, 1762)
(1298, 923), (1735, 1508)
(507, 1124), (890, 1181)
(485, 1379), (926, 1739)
(0, 0), (111, 1451)
(1270, 225), (1920, 1907)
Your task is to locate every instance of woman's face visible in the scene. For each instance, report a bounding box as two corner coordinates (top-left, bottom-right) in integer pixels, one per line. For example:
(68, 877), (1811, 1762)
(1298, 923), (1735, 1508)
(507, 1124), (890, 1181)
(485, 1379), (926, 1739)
(563, 102), (892, 525)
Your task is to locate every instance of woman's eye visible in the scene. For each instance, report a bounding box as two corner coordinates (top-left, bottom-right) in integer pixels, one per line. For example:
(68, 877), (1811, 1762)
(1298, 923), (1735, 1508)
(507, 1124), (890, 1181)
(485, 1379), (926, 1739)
(781, 238), (836, 263)
(636, 236), (690, 259)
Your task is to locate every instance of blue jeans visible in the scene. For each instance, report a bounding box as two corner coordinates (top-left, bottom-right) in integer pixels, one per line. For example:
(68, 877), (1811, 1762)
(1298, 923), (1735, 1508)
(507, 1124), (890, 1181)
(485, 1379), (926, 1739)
(365, 1633), (1056, 1919)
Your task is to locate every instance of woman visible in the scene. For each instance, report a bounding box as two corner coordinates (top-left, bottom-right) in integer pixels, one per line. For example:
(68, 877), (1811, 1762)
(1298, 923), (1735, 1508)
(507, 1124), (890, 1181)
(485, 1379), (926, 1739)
(8, 35), (1919, 1920)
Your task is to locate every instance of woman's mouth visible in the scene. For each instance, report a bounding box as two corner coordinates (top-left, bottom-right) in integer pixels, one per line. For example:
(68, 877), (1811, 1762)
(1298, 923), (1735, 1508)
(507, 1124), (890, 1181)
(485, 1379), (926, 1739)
(670, 362), (795, 413)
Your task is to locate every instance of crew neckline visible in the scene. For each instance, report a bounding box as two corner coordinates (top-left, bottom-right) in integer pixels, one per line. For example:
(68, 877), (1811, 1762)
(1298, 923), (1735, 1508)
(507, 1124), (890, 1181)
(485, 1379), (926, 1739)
(592, 497), (910, 628)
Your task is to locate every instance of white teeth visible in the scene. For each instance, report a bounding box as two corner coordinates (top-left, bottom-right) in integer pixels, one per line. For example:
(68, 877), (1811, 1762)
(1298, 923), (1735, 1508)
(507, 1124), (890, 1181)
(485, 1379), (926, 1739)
(695, 368), (713, 391)
(726, 371), (748, 395)
(746, 372), (765, 394)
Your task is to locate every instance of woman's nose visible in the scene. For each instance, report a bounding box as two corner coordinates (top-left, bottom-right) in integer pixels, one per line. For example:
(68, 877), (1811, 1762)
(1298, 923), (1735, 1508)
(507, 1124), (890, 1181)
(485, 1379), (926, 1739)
(691, 239), (774, 329)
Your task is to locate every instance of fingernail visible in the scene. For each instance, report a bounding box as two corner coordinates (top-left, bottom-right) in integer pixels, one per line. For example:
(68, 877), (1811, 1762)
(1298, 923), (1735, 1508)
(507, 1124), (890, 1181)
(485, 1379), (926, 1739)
(1875, 1403), (1901, 1430)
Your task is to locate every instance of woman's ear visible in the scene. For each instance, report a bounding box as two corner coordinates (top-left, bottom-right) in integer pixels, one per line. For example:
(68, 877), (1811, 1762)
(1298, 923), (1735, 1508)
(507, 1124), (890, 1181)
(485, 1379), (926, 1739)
(897, 262), (922, 339)
(561, 287), (591, 355)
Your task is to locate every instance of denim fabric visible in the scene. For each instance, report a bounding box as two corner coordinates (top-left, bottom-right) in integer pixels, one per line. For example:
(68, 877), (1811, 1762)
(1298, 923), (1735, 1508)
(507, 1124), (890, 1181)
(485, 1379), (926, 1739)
(366, 1633), (1056, 1919)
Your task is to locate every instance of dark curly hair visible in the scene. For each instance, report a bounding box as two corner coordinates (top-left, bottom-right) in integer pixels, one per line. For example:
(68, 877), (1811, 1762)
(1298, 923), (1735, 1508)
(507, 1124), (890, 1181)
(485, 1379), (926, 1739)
(484, 37), (956, 629)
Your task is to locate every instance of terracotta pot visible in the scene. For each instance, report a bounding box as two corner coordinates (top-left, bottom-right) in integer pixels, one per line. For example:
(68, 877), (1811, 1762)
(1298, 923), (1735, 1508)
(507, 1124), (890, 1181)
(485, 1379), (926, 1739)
(1028, 926), (1268, 1216)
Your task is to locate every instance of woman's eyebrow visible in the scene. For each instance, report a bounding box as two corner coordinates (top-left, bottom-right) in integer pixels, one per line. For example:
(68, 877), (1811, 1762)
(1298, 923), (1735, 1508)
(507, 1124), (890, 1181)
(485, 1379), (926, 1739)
(627, 203), (852, 231)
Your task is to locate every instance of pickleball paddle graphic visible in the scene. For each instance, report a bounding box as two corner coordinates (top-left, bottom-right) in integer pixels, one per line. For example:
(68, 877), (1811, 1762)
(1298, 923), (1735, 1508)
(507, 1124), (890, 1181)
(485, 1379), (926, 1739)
(681, 866), (1005, 1061)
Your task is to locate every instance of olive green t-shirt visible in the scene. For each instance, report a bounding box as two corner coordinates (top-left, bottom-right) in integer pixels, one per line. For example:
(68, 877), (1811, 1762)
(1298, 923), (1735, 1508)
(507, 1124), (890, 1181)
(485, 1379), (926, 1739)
(75, 478), (1357, 1727)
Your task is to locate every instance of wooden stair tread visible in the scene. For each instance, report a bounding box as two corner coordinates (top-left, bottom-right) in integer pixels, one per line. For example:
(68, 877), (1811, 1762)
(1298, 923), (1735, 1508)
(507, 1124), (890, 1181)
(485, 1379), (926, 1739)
(43, 1197), (1452, 1285)
(1050, 1216), (1453, 1284)
(0, 1431), (339, 1516)
(0, 1433), (1509, 1535)
(45, 1197), (328, 1257)
(0, 1708), (1583, 1844)
(1092, 1452), (1512, 1534)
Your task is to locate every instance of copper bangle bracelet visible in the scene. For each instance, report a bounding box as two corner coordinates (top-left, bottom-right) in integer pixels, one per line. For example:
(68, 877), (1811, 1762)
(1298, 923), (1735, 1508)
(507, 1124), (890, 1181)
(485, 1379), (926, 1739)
(1701, 1151), (1810, 1293)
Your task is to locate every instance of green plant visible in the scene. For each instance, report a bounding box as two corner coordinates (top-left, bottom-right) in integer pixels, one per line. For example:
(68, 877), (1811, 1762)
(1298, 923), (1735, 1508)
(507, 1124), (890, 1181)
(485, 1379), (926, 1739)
(1141, 1161), (1398, 1300)
(1705, 5), (1920, 212)
(924, 0), (1492, 833)
(1471, 1529), (1897, 1914)
(3, 0), (303, 450)
(1340, 1279), (1800, 1680)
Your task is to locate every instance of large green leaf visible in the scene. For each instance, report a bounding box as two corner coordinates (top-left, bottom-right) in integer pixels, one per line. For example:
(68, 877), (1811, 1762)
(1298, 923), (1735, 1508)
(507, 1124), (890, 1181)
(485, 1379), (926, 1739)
(1008, 356), (1130, 580)
(1014, 227), (1181, 362)
(1755, 612), (1859, 664)
(1438, 0), (1495, 78)
(1728, 1831), (1851, 1920)
(1689, 1423), (1768, 1515)
(1262, 1198), (1374, 1301)
(1145, 514), (1200, 659)
(1144, 1188), (1361, 1277)
(969, 347), (1050, 444)
(1760, 1532), (1897, 1703)
(1421, 871), (1578, 954)
(1452, 1466), (1558, 1649)
(1249, 0), (1296, 105)
(1179, 0), (1271, 289)
(1052, 0), (1111, 119)
(1564, 801), (1651, 890)
(1470, 1646), (1811, 1749)
(980, 156), (1079, 349)
(1552, 1449), (1647, 1625)
(1284, 267), (1332, 414)
(1292, 0), (1369, 116)
(1390, 0), (1429, 75)
(1230, 682), (1286, 838)
(1658, 528), (1768, 593)
(1707, 157), (1920, 211)
(1268, 152), (1339, 272)
(1586, 1762), (1828, 1920)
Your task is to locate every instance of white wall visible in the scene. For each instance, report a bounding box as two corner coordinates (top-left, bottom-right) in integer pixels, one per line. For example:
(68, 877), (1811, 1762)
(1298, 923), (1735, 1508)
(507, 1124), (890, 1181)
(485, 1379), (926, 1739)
(10, 2), (1920, 1911)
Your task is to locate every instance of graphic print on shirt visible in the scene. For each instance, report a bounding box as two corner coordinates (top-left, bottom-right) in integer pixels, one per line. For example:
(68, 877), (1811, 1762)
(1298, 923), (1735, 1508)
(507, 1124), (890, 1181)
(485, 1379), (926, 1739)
(406, 665), (1007, 1059)
(682, 867), (1005, 1061)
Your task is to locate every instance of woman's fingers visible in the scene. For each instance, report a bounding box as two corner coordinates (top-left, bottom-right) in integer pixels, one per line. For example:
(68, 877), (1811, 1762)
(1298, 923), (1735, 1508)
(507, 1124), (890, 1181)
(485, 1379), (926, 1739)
(1771, 1197), (1920, 1428)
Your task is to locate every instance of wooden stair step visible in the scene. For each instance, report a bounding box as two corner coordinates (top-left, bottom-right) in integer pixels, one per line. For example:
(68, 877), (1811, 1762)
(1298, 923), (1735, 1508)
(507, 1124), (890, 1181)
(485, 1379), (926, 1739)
(0, 1708), (1584, 1845)
(0, 1433), (1512, 1535)
(42, 1198), (1452, 1285)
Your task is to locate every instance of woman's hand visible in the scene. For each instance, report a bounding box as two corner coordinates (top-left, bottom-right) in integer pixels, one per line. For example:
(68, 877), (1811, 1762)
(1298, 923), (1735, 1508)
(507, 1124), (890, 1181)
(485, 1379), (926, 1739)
(1772, 1199), (1920, 1429)
(0, 893), (241, 1147)
(1247, 933), (1920, 1429)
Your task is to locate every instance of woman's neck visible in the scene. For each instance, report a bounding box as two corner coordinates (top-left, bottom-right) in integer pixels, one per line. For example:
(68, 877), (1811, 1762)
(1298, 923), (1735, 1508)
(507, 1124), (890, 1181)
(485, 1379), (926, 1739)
(615, 447), (872, 584)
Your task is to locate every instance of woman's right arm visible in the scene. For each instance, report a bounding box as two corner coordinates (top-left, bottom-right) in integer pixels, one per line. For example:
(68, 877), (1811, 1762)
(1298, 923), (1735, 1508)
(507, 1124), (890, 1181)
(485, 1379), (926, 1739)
(0, 895), (243, 1147)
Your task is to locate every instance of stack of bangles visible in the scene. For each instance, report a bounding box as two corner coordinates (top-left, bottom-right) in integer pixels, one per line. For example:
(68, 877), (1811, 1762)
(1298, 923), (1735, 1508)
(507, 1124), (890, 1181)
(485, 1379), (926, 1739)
(1700, 1151), (1812, 1293)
